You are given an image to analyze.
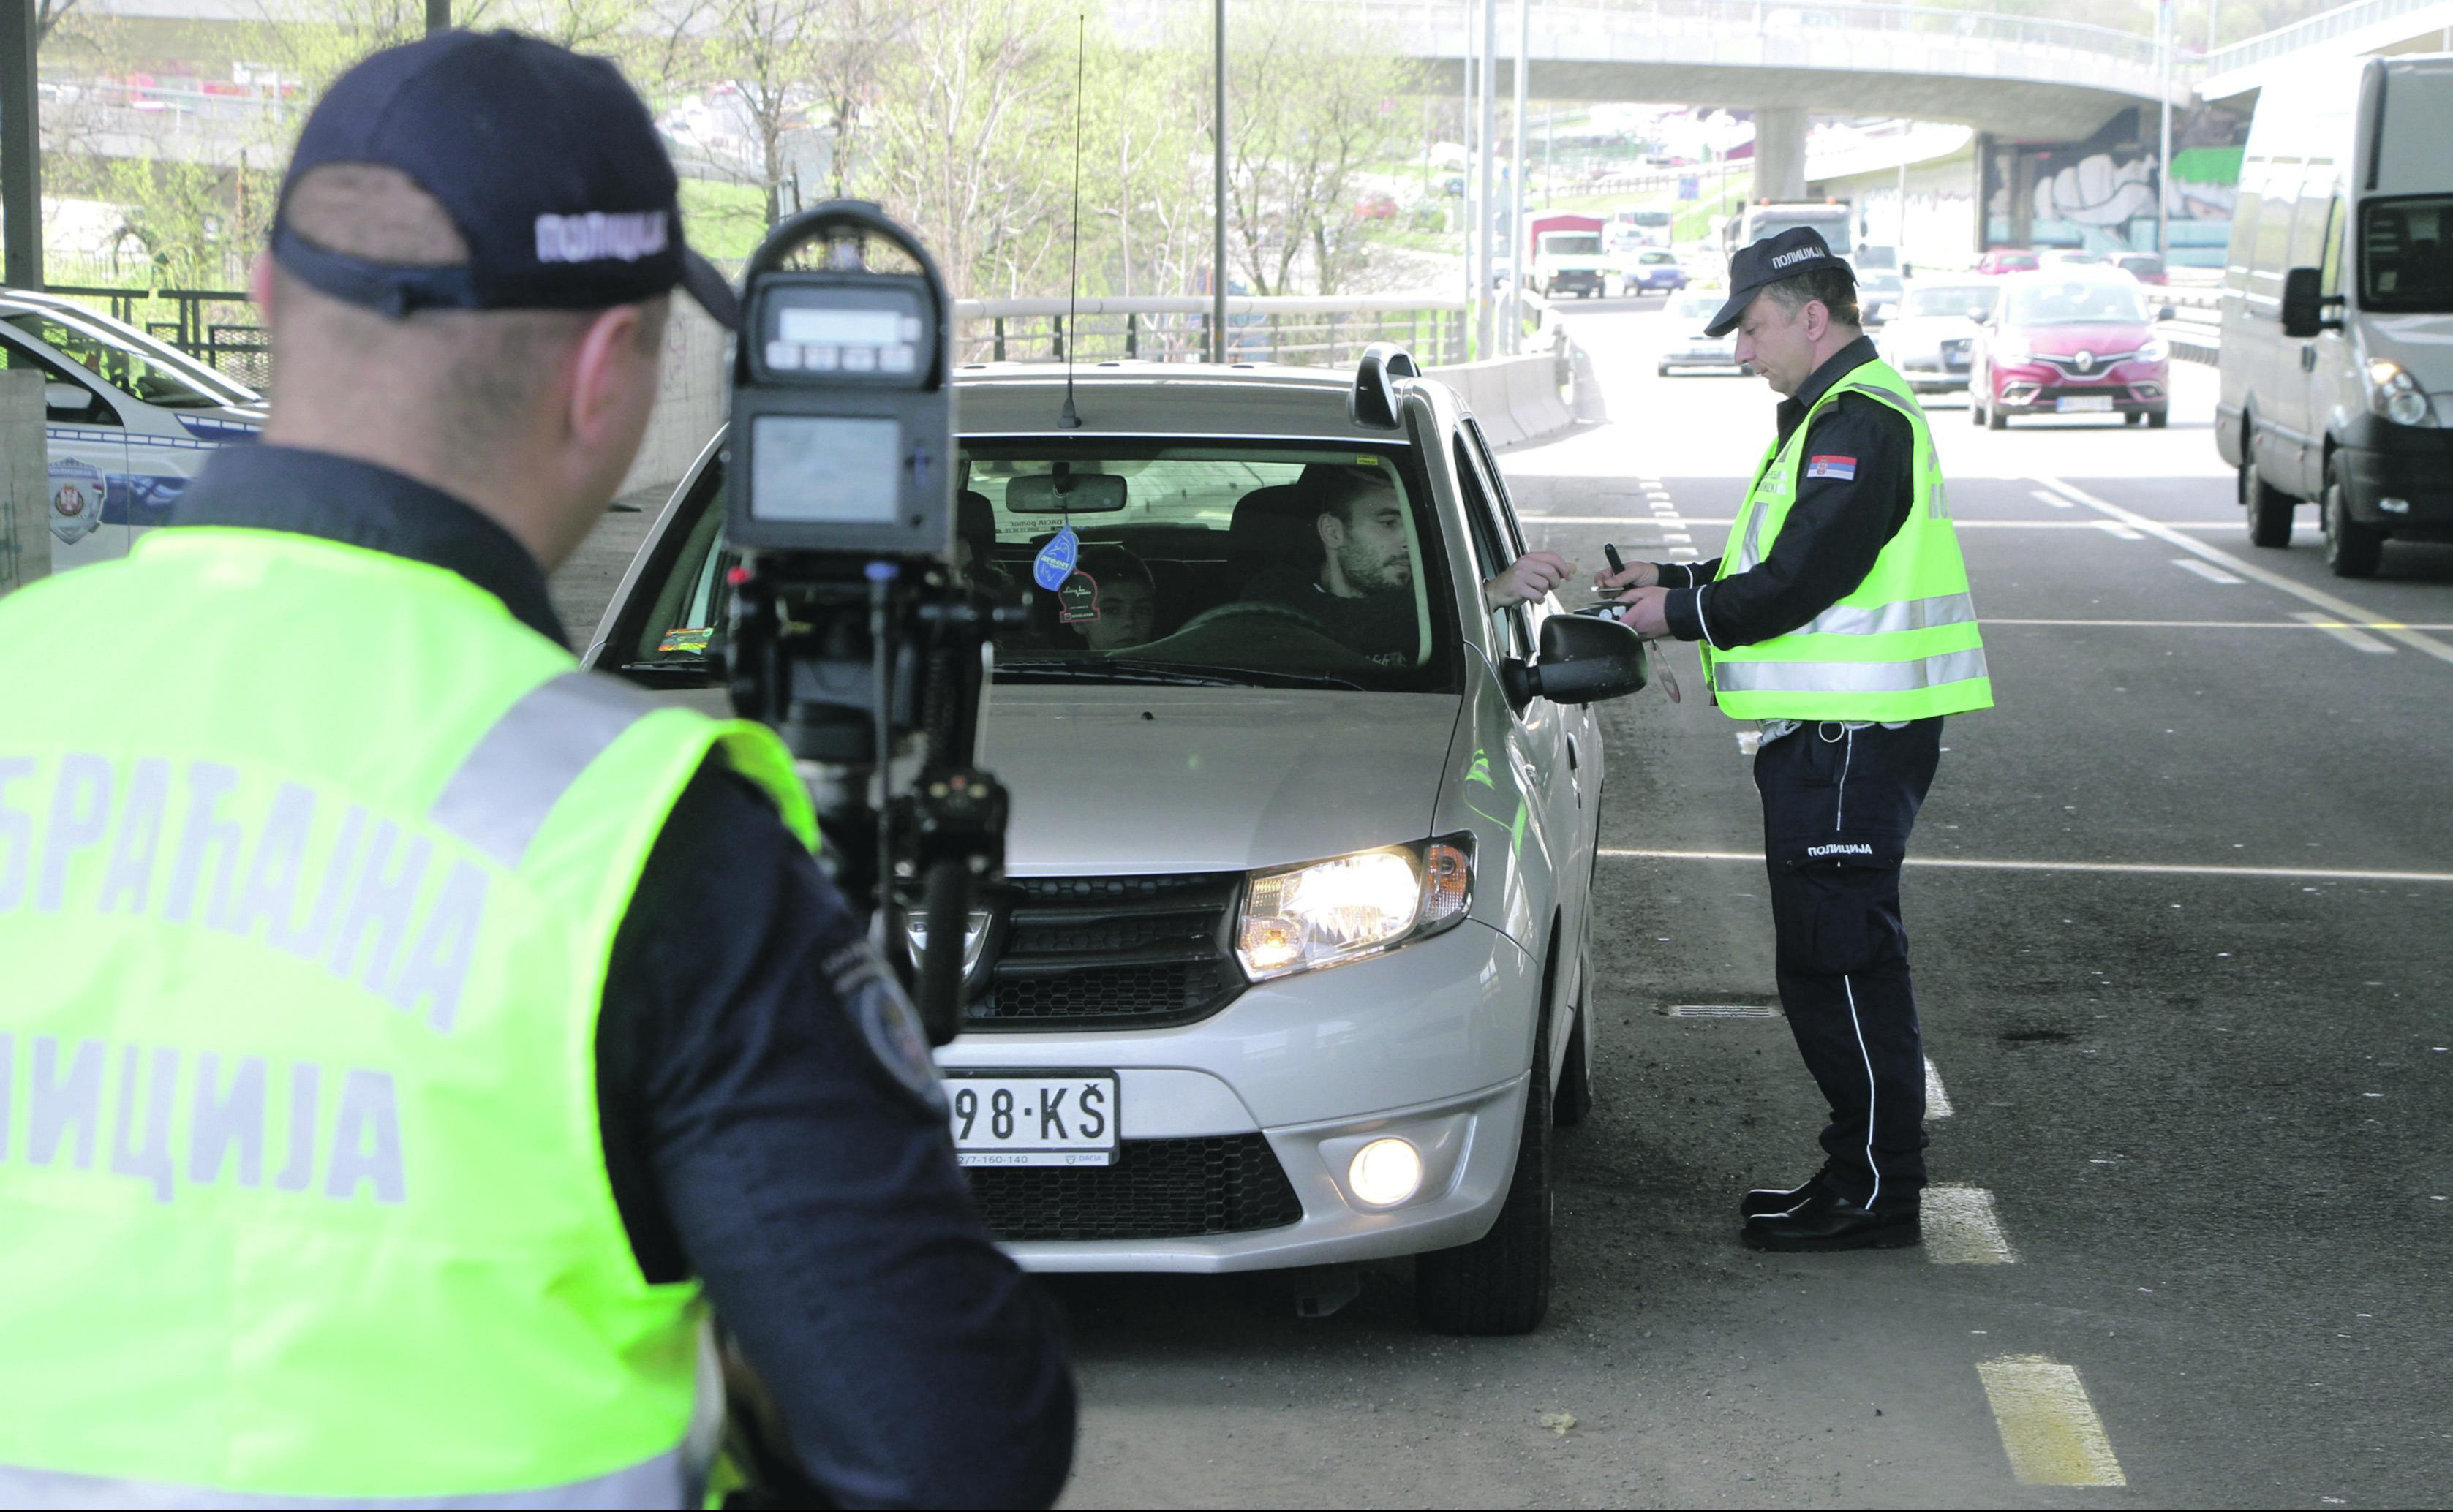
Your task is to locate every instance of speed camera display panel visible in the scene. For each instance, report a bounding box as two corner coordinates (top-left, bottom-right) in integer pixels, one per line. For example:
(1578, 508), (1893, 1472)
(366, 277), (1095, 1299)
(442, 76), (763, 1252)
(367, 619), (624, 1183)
(749, 415), (902, 523)
(758, 284), (928, 382)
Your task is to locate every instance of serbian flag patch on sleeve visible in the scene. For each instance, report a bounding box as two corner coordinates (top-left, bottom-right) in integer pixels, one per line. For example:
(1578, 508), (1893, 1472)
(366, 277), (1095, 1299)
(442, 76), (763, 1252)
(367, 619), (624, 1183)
(1805, 455), (1858, 480)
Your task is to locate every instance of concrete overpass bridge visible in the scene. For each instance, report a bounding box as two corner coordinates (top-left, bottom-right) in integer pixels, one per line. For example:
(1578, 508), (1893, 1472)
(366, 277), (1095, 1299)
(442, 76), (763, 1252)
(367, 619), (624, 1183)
(2198, 0), (2453, 101)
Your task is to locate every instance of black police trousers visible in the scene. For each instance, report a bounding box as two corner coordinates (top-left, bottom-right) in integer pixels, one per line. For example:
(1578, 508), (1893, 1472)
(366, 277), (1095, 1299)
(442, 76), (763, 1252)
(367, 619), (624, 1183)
(1754, 717), (1944, 1209)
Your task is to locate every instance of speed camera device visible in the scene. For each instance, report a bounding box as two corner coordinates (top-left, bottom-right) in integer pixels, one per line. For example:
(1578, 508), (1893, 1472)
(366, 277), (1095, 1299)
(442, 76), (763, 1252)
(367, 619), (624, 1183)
(729, 208), (954, 558)
(721, 203), (1012, 1054)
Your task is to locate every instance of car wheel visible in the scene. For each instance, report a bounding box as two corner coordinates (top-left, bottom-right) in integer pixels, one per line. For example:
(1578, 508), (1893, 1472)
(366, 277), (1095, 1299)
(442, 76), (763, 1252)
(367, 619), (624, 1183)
(2146, 407), (2169, 430)
(2243, 456), (2294, 548)
(2125, 411), (2144, 426)
(2323, 454), (2384, 578)
(1416, 1016), (1552, 1336)
(1986, 396), (2008, 431)
(1657, 363), (1673, 377)
(1969, 389), (1986, 426)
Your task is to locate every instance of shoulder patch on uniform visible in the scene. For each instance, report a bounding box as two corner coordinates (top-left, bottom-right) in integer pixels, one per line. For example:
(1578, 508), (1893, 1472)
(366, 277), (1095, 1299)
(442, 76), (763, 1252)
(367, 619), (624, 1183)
(823, 941), (946, 1115)
(1806, 455), (1858, 480)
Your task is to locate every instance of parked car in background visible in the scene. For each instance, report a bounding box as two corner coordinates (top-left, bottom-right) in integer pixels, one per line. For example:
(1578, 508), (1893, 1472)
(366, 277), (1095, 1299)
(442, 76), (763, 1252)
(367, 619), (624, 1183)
(2108, 252), (2169, 285)
(585, 352), (1645, 1334)
(1657, 287), (1743, 375)
(1619, 248), (1689, 296)
(1353, 193), (1398, 223)
(2041, 249), (2107, 267)
(2216, 53), (2453, 577)
(1876, 279), (1999, 394)
(1975, 248), (2041, 276)
(0, 287), (264, 572)
(1970, 268), (2173, 428)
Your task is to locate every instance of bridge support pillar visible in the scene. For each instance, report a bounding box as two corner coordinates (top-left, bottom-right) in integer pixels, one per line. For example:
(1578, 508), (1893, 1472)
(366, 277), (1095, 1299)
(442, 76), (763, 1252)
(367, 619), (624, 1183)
(1, 0), (38, 290)
(1752, 106), (1806, 203)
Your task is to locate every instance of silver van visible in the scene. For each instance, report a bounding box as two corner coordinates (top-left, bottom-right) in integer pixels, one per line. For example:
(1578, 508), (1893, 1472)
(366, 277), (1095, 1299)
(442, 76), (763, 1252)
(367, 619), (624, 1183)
(2215, 54), (2453, 577)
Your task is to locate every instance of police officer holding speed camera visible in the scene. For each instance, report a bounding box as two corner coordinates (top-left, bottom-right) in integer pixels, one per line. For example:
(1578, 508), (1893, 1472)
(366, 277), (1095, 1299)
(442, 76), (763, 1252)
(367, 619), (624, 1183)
(1600, 228), (1992, 1254)
(0, 31), (1073, 1508)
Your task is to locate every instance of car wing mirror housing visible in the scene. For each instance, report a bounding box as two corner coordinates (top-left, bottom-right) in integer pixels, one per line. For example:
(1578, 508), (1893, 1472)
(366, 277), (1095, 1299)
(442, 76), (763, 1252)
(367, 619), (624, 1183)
(2278, 266), (2343, 339)
(1507, 611), (1648, 706)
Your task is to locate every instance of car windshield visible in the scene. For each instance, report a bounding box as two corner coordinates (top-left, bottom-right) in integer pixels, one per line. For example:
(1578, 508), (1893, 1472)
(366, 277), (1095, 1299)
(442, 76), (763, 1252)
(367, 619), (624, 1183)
(2361, 195), (2453, 314)
(1673, 292), (1725, 322)
(1, 307), (254, 409)
(1904, 284), (1997, 319)
(625, 439), (1460, 694)
(1992, 252), (2039, 271)
(2005, 280), (2147, 325)
(1546, 234), (1602, 255)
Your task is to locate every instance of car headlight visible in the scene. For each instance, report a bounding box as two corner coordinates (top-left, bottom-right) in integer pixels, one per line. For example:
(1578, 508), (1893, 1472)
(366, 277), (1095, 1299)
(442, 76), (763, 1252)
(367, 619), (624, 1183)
(2139, 334), (2169, 363)
(1235, 835), (1473, 982)
(2366, 360), (2438, 427)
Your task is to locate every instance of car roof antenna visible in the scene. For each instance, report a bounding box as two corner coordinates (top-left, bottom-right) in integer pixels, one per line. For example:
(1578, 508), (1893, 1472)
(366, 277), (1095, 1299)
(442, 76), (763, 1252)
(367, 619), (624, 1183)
(1058, 12), (1085, 430)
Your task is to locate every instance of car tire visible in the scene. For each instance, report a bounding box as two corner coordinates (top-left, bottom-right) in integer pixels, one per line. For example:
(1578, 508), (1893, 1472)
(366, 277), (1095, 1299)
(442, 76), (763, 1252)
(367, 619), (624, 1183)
(2147, 407), (2169, 429)
(2125, 411), (2144, 426)
(1986, 397), (2008, 431)
(2244, 456), (2294, 548)
(1416, 1018), (1553, 1337)
(1657, 363), (1673, 377)
(2323, 454), (2385, 579)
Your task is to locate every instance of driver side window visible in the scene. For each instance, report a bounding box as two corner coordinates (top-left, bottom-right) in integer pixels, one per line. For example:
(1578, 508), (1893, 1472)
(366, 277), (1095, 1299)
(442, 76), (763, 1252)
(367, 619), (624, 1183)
(1451, 433), (1528, 660)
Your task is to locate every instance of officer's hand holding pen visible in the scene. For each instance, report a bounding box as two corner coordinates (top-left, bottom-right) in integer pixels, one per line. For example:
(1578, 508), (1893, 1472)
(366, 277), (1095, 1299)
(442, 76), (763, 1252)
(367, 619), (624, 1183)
(1592, 544), (1672, 640)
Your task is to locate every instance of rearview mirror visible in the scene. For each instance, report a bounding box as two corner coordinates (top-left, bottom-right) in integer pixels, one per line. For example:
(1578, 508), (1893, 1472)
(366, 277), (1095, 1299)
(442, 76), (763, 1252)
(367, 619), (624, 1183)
(1001, 471), (1128, 513)
(2279, 266), (2337, 339)
(1507, 611), (1648, 706)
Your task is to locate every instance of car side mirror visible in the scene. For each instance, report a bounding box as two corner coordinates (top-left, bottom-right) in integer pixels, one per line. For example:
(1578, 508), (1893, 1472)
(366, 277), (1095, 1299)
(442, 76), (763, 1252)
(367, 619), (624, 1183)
(43, 381), (91, 414)
(2279, 266), (2339, 339)
(1504, 611), (1647, 706)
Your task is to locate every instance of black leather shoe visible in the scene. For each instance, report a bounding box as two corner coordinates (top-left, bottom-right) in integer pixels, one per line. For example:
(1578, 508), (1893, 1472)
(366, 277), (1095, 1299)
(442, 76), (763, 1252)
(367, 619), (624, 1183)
(1741, 1188), (1920, 1252)
(1740, 1166), (1835, 1218)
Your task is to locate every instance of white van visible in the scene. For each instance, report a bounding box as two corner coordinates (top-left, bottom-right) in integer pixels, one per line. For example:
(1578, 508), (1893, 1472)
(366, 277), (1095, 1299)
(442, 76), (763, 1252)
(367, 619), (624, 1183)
(2215, 54), (2453, 577)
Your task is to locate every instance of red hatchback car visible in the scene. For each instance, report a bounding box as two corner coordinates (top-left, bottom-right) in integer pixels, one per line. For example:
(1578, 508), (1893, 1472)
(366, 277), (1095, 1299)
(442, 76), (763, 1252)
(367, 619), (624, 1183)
(1974, 248), (2041, 276)
(1970, 269), (2173, 428)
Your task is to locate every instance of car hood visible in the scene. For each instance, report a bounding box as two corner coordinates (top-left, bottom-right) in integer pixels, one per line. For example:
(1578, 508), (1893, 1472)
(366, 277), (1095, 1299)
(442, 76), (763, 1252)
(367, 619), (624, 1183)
(2013, 322), (2155, 355)
(980, 684), (1463, 874)
(2359, 313), (2453, 391)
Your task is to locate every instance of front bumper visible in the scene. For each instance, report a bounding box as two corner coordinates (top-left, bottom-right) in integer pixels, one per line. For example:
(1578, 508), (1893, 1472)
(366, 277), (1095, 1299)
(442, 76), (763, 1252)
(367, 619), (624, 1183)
(2340, 428), (2453, 529)
(1991, 360), (2168, 414)
(936, 919), (1542, 1271)
(1546, 271), (1602, 292)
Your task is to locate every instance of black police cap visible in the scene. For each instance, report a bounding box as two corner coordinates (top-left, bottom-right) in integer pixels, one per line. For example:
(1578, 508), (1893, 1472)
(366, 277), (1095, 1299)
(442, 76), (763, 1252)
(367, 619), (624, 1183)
(1703, 227), (1855, 339)
(269, 29), (740, 330)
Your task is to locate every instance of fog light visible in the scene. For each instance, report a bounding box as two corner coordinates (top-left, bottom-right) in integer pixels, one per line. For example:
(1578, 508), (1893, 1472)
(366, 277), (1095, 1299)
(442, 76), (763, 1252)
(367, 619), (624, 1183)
(1348, 1138), (1423, 1208)
(2380, 496), (2411, 515)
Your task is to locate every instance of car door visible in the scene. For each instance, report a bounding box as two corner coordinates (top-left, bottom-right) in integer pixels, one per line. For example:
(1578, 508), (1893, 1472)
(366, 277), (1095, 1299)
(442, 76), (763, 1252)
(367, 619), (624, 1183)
(0, 325), (132, 572)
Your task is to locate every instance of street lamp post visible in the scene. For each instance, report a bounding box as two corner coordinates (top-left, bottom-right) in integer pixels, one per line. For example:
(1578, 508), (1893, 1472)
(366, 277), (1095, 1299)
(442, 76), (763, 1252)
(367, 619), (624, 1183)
(426, 0), (451, 34)
(2156, 0), (2174, 256)
(1213, 0), (1227, 363)
(1475, 0), (1498, 358)
(1, 0), (38, 291)
(1508, 0), (1527, 354)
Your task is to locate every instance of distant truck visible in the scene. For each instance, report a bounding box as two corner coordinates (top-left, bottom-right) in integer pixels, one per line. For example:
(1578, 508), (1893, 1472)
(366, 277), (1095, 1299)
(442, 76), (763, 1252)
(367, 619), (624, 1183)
(1722, 198), (1854, 260)
(1528, 213), (1608, 298)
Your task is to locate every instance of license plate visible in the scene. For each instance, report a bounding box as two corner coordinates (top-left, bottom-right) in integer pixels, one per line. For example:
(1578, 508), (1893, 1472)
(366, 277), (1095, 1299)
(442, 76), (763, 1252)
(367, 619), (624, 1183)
(949, 1074), (1119, 1167)
(1943, 353), (1970, 370)
(2056, 395), (2115, 413)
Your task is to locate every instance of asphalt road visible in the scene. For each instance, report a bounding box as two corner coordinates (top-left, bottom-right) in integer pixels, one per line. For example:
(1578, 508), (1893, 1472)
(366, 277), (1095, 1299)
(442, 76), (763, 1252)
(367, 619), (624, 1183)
(1028, 313), (2453, 1508)
(545, 310), (2453, 1508)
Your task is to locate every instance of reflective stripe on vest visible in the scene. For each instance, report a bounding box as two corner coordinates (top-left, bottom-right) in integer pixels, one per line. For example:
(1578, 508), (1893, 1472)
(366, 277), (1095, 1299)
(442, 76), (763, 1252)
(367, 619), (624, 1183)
(0, 1448), (687, 1510)
(1702, 360), (1994, 722)
(0, 527), (813, 1502)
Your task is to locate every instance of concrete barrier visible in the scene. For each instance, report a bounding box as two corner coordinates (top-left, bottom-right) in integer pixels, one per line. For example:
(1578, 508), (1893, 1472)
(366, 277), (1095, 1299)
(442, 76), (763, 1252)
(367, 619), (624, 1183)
(619, 295), (729, 501)
(1423, 350), (1577, 450)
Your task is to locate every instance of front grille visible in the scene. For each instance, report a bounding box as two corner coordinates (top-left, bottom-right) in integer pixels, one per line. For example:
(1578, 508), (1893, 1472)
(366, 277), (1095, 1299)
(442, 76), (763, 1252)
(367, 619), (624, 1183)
(965, 872), (1245, 1030)
(2032, 347), (2138, 377)
(967, 1134), (1304, 1241)
(1940, 336), (1972, 369)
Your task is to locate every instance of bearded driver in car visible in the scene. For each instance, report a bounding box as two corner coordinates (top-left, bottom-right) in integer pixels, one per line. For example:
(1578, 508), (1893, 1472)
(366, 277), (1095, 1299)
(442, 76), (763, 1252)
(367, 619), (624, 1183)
(1248, 464), (1571, 664)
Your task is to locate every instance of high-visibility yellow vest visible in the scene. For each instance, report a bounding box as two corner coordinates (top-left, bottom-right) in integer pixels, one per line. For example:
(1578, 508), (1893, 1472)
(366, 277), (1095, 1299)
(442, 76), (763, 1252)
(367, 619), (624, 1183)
(0, 526), (814, 1506)
(1700, 359), (1994, 722)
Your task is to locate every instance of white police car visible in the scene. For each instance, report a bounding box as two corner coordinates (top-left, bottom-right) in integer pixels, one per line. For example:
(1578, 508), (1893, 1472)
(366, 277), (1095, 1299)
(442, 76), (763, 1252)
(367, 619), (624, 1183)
(1, 289), (265, 571)
(585, 352), (1649, 1334)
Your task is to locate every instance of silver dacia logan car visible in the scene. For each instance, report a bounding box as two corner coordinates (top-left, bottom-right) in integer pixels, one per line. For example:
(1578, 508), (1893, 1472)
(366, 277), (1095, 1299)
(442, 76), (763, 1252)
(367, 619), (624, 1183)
(586, 349), (1646, 1333)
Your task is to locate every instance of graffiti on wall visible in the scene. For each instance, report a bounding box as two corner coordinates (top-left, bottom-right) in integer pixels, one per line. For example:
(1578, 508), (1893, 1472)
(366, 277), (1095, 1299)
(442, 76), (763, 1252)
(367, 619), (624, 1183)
(1984, 105), (2247, 263)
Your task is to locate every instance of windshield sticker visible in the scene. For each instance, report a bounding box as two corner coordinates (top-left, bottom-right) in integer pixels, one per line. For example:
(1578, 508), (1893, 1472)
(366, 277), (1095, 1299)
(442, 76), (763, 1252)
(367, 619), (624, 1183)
(1033, 522), (1080, 591)
(49, 456), (105, 545)
(1353, 455), (1381, 466)
(658, 627), (712, 655)
(1057, 570), (1101, 624)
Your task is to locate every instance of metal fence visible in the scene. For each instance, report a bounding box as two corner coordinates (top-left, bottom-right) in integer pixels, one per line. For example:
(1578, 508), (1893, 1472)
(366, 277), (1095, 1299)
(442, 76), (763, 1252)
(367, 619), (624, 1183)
(48, 284), (270, 392)
(952, 295), (1473, 367)
(2202, 0), (2453, 77)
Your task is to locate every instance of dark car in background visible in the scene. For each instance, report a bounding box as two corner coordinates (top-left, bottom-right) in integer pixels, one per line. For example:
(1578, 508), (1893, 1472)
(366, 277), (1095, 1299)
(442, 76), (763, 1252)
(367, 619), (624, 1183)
(2109, 252), (2169, 285)
(1970, 268), (2173, 428)
(1975, 248), (2041, 276)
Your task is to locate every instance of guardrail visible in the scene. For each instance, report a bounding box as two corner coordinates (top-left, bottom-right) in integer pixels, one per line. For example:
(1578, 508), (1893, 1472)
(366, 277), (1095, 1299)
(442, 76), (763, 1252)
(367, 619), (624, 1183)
(952, 295), (1472, 367)
(2201, 0), (2453, 78)
(45, 284), (269, 390)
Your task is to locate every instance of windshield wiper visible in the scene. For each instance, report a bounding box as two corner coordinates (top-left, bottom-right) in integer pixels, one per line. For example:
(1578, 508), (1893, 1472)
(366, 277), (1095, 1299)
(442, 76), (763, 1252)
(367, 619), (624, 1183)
(995, 657), (1365, 691)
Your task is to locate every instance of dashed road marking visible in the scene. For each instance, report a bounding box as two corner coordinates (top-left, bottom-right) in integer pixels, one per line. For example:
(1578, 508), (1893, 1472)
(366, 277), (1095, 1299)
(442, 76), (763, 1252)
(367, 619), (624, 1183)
(2292, 609), (2396, 654)
(1670, 547), (1700, 559)
(2092, 520), (2146, 541)
(2030, 488), (2075, 509)
(2171, 557), (2244, 584)
(1924, 1184), (2015, 1264)
(2034, 475), (2453, 667)
(1975, 1356), (2128, 1486)
(1925, 1056), (1953, 1118)
(1599, 847), (2453, 885)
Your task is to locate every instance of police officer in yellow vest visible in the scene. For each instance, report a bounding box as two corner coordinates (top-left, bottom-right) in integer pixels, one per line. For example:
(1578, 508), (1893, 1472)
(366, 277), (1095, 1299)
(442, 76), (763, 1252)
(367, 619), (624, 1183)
(1602, 228), (1992, 1253)
(0, 31), (1074, 1508)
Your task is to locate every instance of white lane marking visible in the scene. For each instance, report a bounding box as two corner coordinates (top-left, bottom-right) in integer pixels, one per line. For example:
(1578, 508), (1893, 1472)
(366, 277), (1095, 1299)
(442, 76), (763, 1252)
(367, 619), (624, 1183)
(2030, 488), (2075, 509)
(1924, 1184), (2013, 1264)
(1975, 1356), (2128, 1486)
(1663, 531), (1692, 543)
(2291, 610), (2396, 654)
(2171, 557), (2244, 584)
(1986, 618), (2453, 630)
(1665, 1003), (1782, 1018)
(1524, 518), (2264, 531)
(1925, 1056), (1954, 1118)
(1599, 848), (2453, 885)
(2035, 475), (2453, 667)
(2092, 519), (2146, 541)
(1670, 547), (1700, 558)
